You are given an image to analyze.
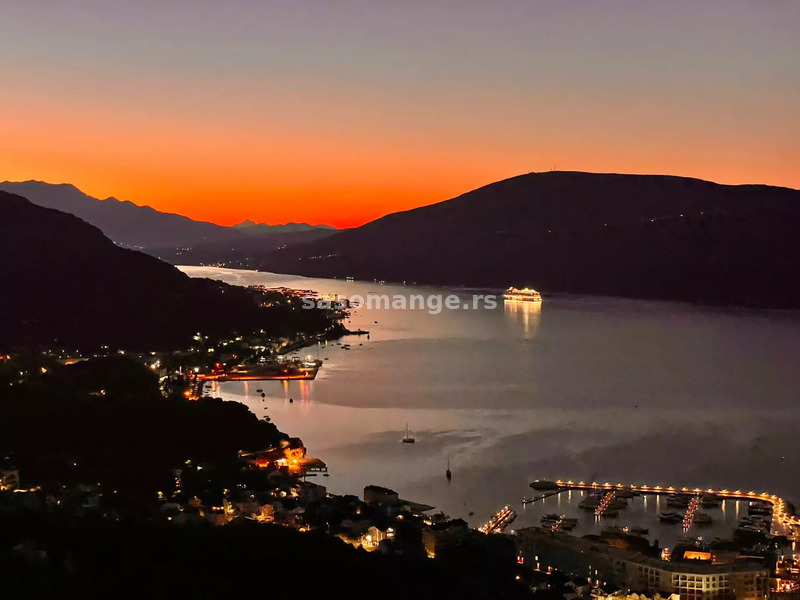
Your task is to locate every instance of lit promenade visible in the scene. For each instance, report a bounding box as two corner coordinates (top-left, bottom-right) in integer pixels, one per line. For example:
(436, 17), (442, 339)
(479, 505), (517, 534)
(544, 479), (798, 538)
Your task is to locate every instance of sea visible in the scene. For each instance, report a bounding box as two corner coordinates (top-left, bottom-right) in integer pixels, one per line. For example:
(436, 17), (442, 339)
(179, 266), (800, 546)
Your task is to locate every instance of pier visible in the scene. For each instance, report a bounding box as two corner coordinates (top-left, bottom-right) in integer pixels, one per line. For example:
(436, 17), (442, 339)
(528, 479), (799, 537)
(479, 505), (517, 534)
(522, 489), (563, 505)
(682, 495), (700, 531)
(595, 491), (617, 516)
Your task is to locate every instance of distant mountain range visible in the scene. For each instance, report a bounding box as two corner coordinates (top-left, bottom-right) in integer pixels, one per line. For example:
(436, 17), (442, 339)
(250, 171), (800, 309)
(0, 181), (336, 252)
(233, 219), (336, 235)
(5, 172), (800, 309)
(0, 190), (336, 350)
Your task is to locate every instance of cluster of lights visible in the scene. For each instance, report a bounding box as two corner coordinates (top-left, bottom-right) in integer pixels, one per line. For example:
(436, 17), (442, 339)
(551, 480), (799, 533)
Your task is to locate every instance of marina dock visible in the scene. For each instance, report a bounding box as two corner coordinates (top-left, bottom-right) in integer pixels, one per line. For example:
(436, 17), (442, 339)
(525, 479), (799, 537)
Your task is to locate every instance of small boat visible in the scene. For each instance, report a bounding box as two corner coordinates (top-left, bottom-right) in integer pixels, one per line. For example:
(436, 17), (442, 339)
(543, 513), (560, 521)
(446, 456), (452, 481)
(630, 526), (649, 536)
(666, 494), (691, 508)
(402, 423), (415, 444)
(659, 511), (683, 524)
(693, 512), (713, 525)
(578, 495), (601, 510)
(700, 493), (721, 507)
(256, 388), (263, 392)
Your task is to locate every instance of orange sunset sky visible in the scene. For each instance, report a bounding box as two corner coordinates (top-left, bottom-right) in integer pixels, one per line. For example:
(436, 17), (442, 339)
(2, 1), (799, 229)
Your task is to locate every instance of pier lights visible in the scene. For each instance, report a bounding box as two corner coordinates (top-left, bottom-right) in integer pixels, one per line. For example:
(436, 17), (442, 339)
(654, 486), (663, 490)
(667, 486), (676, 491)
(681, 487), (689, 492)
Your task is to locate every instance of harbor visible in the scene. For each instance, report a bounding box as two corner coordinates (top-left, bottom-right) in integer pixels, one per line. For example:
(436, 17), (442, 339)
(181, 267), (800, 543)
(519, 479), (798, 549)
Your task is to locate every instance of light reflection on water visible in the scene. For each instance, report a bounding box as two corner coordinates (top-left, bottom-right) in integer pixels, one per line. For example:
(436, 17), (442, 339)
(182, 266), (800, 529)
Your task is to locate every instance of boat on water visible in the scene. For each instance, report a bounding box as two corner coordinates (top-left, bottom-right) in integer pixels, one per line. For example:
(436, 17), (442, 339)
(693, 512), (713, 525)
(700, 493), (722, 508)
(200, 357), (320, 381)
(659, 511), (683, 524)
(402, 423), (415, 444)
(666, 494), (691, 508)
(578, 495), (602, 510)
(503, 287), (542, 302)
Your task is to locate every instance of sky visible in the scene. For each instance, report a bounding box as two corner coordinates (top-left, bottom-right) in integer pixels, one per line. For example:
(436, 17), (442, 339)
(1, 1), (799, 229)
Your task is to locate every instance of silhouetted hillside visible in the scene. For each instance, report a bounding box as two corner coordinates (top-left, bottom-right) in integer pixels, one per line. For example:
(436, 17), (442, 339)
(0, 181), (336, 252)
(0, 191), (337, 350)
(255, 172), (800, 308)
(0, 180), (241, 249)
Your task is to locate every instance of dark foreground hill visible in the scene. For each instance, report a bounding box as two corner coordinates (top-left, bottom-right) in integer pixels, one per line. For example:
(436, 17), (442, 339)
(255, 171), (800, 309)
(0, 191), (335, 350)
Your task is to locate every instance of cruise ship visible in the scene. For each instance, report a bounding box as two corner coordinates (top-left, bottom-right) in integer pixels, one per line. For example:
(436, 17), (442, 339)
(503, 287), (542, 302)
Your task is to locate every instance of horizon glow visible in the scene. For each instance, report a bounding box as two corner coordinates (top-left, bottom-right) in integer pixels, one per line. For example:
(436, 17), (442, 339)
(1, 0), (799, 228)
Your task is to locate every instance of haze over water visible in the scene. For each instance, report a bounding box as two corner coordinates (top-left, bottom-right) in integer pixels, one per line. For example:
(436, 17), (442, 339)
(180, 266), (800, 533)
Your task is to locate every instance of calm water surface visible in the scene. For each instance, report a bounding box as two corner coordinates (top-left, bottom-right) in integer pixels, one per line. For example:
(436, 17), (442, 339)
(179, 266), (800, 538)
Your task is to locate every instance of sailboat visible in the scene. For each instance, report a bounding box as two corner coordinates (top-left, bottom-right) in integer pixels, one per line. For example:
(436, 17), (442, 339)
(402, 423), (415, 444)
(446, 456), (452, 481)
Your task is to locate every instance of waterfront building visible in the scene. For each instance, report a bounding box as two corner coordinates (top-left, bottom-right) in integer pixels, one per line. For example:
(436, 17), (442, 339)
(299, 481), (327, 507)
(422, 518), (470, 558)
(0, 467), (19, 491)
(516, 528), (769, 600)
(364, 485), (399, 506)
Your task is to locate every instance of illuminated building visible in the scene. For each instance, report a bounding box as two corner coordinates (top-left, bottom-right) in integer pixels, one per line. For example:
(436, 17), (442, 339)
(0, 467), (19, 491)
(516, 528), (769, 600)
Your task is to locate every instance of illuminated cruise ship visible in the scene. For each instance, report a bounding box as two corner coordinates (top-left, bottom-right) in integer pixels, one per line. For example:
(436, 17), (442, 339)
(503, 287), (542, 302)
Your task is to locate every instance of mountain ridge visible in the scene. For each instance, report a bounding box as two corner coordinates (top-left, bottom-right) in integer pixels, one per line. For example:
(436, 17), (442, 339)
(250, 171), (800, 309)
(0, 190), (336, 350)
(0, 180), (336, 250)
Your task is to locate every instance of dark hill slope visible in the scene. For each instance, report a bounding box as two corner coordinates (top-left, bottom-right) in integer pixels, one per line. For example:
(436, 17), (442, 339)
(0, 180), (241, 249)
(0, 191), (331, 350)
(257, 172), (800, 308)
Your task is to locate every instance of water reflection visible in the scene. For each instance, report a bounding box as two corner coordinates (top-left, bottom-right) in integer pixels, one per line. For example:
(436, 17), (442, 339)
(504, 299), (541, 338)
(181, 266), (800, 528)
